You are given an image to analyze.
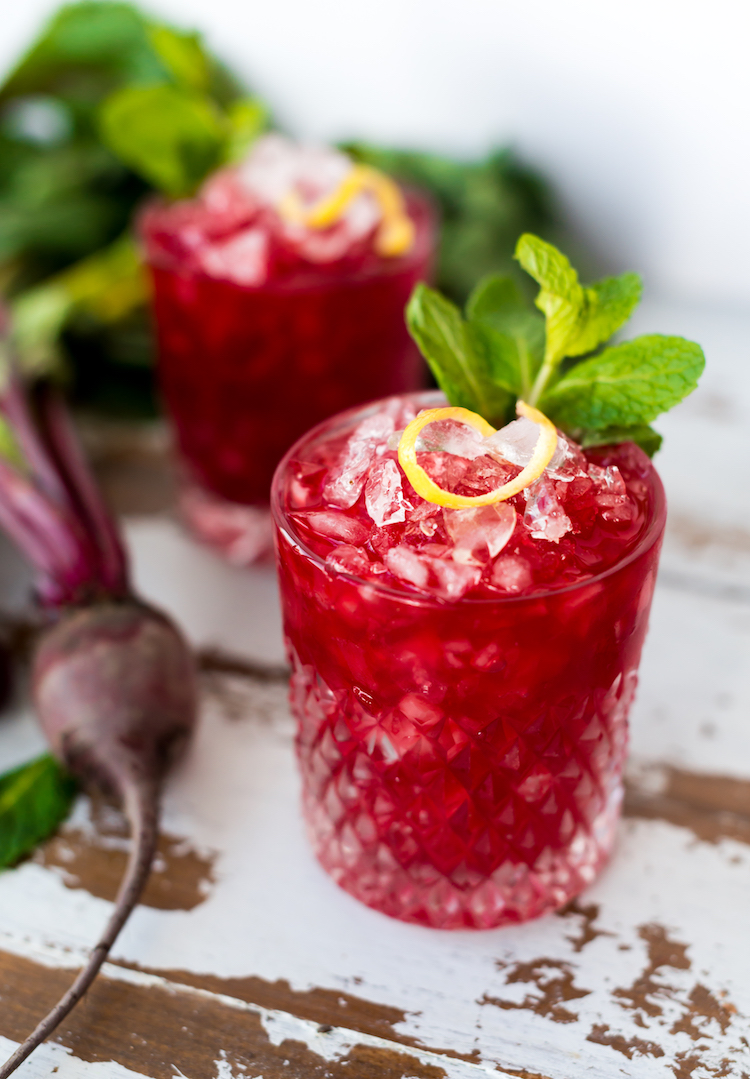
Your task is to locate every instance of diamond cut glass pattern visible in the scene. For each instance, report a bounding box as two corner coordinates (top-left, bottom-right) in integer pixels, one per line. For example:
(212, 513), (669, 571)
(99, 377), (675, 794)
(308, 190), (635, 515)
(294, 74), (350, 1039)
(273, 400), (666, 929)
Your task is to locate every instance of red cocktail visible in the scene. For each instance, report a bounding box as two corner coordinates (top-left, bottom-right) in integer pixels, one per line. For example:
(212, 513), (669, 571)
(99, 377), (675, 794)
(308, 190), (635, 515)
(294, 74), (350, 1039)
(272, 392), (665, 929)
(140, 136), (434, 562)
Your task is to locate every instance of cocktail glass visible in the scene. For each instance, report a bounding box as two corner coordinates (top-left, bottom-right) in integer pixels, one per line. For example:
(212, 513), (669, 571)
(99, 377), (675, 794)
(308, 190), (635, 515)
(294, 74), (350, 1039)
(271, 393), (666, 929)
(140, 188), (433, 565)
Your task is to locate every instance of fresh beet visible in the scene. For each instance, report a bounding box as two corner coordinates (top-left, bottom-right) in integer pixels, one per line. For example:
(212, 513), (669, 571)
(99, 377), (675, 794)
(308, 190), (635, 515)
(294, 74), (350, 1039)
(33, 600), (196, 794)
(0, 324), (198, 1077)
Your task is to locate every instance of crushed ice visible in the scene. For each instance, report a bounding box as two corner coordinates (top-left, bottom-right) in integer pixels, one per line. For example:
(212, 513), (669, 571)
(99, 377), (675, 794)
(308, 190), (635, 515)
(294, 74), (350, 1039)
(443, 503), (516, 564)
(323, 412), (395, 508)
(365, 458), (411, 527)
(485, 416), (541, 466)
(523, 477), (573, 543)
(589, 463), (634, 523)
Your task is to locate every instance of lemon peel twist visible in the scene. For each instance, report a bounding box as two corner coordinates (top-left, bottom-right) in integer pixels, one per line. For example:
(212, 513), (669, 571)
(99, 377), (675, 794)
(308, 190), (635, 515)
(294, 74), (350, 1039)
(397, 402), (558, 509)
(278, 163), (415, 257)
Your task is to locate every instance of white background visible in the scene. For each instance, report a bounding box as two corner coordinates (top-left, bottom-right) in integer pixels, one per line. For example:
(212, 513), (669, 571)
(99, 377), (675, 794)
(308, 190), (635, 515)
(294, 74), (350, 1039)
(2, 0), (750, 306)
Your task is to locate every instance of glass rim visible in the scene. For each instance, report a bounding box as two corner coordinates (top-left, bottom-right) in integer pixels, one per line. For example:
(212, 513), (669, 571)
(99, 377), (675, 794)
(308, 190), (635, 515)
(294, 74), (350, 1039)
(271, 391), (667, 609)
(136, 188), (436, 288)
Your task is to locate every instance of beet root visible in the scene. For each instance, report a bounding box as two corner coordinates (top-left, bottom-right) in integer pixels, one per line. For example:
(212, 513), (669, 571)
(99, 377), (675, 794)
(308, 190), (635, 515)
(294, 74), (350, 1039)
(32, 599), (197, 794)
(0, 601), (197, 1079)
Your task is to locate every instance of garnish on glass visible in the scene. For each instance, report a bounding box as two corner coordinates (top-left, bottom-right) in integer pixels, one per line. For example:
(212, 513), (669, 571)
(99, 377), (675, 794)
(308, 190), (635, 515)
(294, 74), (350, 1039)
(403, 232), (705, 507)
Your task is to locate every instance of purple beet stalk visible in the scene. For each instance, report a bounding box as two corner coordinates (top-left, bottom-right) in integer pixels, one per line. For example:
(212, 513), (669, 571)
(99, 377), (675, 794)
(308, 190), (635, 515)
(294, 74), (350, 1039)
(0, 318), (197, 1078)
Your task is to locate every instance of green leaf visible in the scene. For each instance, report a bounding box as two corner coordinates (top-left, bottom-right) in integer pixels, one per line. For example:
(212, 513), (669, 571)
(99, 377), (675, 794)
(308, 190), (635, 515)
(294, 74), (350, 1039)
(406, 283), (482, 413)
(223, 97), (268, 164)
(466, 273), (544, 397)
(566, 272), (643, 358)
(466, 273), (526, 322)
(0, 3), (157, 98)
(515, 233), (584, 366)
(580, 424), (663, 457)
(466, 321), (521, 394)
(10, 233), (146, 378)
(0, 754), (77, 868)
(540, 334), (706, 430)
(99, 83), (226, 197)
(464, 322), (517, 425)
(147, 25), (211, 93)
(406, 284), (515, 426)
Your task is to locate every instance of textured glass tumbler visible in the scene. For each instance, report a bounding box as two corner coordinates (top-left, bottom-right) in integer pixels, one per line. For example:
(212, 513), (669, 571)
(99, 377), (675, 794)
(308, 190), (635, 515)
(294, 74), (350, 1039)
(272, 407), (666, 929)
(140, 198), (433, 562)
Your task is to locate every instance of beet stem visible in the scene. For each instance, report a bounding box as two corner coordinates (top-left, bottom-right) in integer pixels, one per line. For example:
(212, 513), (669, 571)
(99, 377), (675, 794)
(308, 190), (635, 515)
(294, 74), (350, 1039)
(34, 387), (128, 596)
(0, 776), (160, 1079)
(1, 374), (71, 512)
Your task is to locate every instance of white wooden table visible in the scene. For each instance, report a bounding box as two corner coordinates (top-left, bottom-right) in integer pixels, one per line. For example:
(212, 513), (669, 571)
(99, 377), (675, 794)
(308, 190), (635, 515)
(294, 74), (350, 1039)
(1, 300), (749, 1079)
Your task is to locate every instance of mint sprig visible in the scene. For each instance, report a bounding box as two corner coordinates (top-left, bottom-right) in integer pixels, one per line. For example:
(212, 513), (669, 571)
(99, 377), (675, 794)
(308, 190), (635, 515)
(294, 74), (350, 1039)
(406, 233), (705, 454)
(0, 754), (77, 868)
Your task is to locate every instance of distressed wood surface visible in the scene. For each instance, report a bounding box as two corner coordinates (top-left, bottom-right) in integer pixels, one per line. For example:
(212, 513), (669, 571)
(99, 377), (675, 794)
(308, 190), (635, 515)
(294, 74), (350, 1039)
(1, 300), (750, 1078)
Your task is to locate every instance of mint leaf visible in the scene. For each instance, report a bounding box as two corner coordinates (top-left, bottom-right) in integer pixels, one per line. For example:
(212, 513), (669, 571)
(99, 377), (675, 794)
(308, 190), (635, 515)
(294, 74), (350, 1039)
(466, 274), (526, 322)
(0, 754), (77, 868)
(406, 283), (513, 425)
(99, 83), (225, 197)
(515, 233), (584, 366)
(406, 283), (484, 413)
(580, 424), (663, 458)
(540, 334), (705, 430)
(566, 272), (642, 358)
(466, 273), (544, 396)
(464, 322), (517, 424)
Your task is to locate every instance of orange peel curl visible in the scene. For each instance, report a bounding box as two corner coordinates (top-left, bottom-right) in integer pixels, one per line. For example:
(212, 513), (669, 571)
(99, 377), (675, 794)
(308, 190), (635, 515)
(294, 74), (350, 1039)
(277, 164), (415, 257)
(397, 402), (558, 509)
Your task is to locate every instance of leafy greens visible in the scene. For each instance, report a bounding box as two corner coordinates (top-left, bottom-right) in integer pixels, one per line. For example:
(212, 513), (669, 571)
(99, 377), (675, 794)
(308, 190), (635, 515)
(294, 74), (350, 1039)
(0, 1), (267, 414)
(0, 754), (77, 868)
(406, 233), (705, 454)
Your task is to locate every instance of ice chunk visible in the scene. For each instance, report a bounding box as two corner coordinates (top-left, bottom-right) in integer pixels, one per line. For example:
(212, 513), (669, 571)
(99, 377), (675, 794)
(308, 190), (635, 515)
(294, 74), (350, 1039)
(589, 464), (634, 523)
(491, 555), (532, 593)
(326, 544), (371, 576)
(385, 542), (481, 599)
(547, 432), (588, 482)
(288, 461), (325, 509)
(430, 558), (481, 600)
(461, 455), (514, 496)
(589, 463), (626, 497)
(416, 419), (486, 459)
(485, 416), (548, 467)
(387, 430), (402, 452)
(402, 499), (444, 543)
(365, 458), (410, 527)
(523, 477), (572, 542)
(385, 544), (430, 589)
(417, 451), (471, 494)
(443, 503), (516, 564)
(199, 227), (268, 286)
(323, 412), (396, 508)
(301, 511), (371, 544)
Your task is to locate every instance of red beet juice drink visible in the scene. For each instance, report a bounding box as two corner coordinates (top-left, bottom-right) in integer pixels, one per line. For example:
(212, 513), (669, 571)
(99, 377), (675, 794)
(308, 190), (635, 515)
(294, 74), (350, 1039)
(140, 135), (434, 563)
(272, 392), (666, 929)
